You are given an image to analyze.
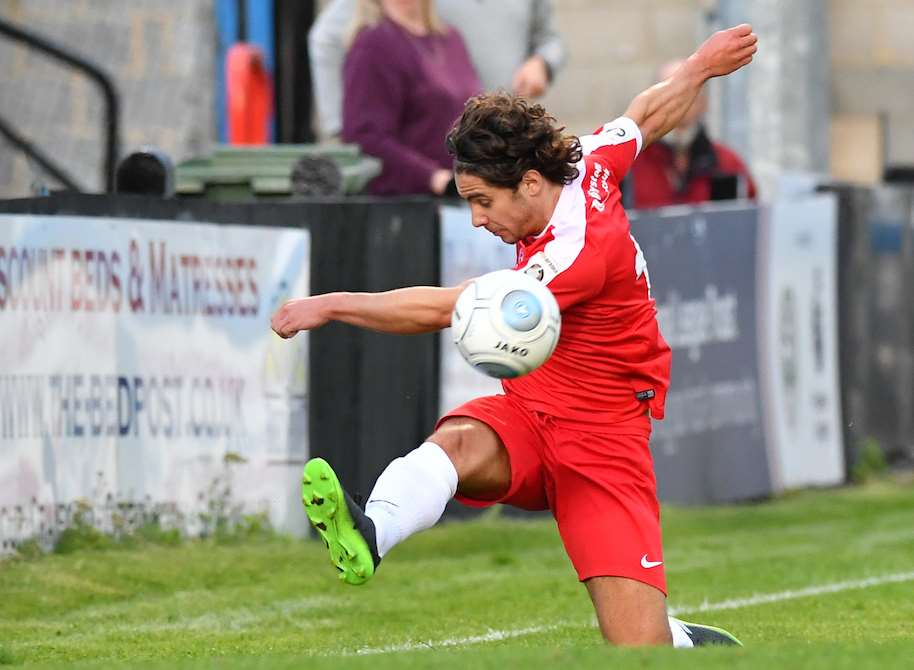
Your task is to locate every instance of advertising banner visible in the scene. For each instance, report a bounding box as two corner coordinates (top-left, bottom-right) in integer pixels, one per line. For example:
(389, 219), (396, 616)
(633, 206), (771, 503)
(761, 195), (845, 488)
(0, 215), (310, 546)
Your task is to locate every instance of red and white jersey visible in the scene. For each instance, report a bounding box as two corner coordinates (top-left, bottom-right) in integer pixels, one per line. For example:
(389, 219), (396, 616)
(504, 116), (672, 424)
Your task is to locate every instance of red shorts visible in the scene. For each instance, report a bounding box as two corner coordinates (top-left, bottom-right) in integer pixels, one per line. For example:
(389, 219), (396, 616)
(438, 394), (666, 595)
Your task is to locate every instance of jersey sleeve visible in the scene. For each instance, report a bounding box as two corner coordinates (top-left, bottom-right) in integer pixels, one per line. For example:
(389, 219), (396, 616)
(579, 116), (643, 184)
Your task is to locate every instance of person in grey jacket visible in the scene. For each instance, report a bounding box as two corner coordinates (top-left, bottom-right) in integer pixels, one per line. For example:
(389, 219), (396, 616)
(309, 0), (566, 138)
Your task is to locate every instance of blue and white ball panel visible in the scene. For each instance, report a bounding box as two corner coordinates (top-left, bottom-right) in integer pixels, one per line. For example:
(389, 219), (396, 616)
(500, 289), (542, 332)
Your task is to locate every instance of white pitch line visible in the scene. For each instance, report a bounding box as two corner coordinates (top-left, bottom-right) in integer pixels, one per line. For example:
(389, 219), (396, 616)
(340, 569), (914, 657)
(669, 569), (914, 616)
(347, 622), (571, 656)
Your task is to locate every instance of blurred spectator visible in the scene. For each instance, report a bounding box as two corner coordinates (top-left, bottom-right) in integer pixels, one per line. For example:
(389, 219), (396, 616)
(310, 0), (566, 139)
(342, 0), (481, 196)
(628, 59), (757, 210)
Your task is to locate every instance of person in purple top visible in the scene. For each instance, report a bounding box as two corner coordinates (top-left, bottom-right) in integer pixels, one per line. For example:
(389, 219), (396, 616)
(342, 0), (482, 196)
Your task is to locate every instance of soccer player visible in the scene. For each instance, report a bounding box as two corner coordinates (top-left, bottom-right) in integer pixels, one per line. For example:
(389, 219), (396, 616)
(271, 24), (758, 647)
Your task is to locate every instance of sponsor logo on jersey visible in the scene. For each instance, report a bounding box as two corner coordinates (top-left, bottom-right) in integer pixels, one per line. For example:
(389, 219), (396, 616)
(588, 162), (612, 212)
(524, 251), (559, 285)
(597, 122), (628, 141)
(524, 264), (545, 281)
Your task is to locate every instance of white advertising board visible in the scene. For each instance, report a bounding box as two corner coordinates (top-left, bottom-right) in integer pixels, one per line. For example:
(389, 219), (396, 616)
(0, 215), (310, 544)
(761, 195), (845, 489)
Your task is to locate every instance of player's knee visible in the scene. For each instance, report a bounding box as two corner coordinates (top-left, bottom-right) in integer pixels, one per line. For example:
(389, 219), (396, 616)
(428, 418), (482, 476)
(428, 418), (502, 481)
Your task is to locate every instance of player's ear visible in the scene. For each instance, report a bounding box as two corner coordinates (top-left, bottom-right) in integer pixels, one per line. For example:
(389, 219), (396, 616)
(521, 169), (544, 197)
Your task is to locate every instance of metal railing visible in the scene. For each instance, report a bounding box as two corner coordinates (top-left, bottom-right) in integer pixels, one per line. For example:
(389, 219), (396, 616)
(0, 17), (120, 192)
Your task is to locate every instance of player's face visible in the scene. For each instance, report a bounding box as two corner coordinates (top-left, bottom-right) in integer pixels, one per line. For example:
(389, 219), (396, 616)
(455, 172), (537, 244)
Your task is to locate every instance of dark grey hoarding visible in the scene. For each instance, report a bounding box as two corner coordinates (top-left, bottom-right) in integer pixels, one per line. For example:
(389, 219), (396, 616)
(631, 205), (771, 504)
(829, 186), (914, 466)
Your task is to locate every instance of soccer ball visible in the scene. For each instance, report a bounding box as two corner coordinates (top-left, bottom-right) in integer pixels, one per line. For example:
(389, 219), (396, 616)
(451, 269), (561, 379)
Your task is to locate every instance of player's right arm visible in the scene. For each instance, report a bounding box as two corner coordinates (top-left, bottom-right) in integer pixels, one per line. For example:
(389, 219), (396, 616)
(622, 24), (757, 149)
(577, 26), (757, 188)
(271, 283), (469, 338)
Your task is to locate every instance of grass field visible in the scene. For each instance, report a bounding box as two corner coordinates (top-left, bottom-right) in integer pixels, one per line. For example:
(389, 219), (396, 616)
(2, 479), (913, 669)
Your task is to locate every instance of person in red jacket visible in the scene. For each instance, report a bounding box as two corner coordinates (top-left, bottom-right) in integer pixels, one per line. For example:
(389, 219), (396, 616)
(628, 59), (757, 210)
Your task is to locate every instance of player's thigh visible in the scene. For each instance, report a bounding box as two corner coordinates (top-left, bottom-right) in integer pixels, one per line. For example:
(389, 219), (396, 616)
(430, 417), (511, 499)
(549, 424), (667, 593)
(585, 576), (671, 646)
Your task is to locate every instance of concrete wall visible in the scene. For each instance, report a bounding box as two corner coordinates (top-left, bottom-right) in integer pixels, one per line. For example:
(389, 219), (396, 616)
(546, 0), (914, 188)
(0, 0), (216, 198)
(830, 0), (914, 166)
(713, 0), (831, 197)
(3, 1), (913, 200)
(541, 0), (707, 136)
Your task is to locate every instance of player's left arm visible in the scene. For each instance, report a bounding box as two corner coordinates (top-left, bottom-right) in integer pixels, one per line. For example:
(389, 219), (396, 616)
(271, 283), (470, 338)
(623, 24), (757, 149)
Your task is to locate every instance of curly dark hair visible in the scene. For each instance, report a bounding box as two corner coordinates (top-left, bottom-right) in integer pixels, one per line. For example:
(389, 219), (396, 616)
(445, 93), (583, 189)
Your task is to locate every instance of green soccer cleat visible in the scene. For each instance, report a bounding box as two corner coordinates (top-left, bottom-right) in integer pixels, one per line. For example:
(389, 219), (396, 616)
(677, 619), (743, 646)
(301, 458), (381, 586)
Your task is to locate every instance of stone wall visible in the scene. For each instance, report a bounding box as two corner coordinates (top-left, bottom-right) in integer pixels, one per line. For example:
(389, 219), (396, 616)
(0, 0), (216, 198)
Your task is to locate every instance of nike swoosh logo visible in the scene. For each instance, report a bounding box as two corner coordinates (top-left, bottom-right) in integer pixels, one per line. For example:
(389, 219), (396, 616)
(640, 554), (663, 569)
(367, 499), (400, 508)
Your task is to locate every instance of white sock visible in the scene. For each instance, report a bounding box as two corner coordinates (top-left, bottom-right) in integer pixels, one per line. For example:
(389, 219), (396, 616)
(668, 617), (695, 648)
(365, 442), (458, 558)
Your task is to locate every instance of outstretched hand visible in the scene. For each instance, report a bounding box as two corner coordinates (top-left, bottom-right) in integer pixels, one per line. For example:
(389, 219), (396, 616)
(694, 24), (758, 78)
(271, 296), (330, 339)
